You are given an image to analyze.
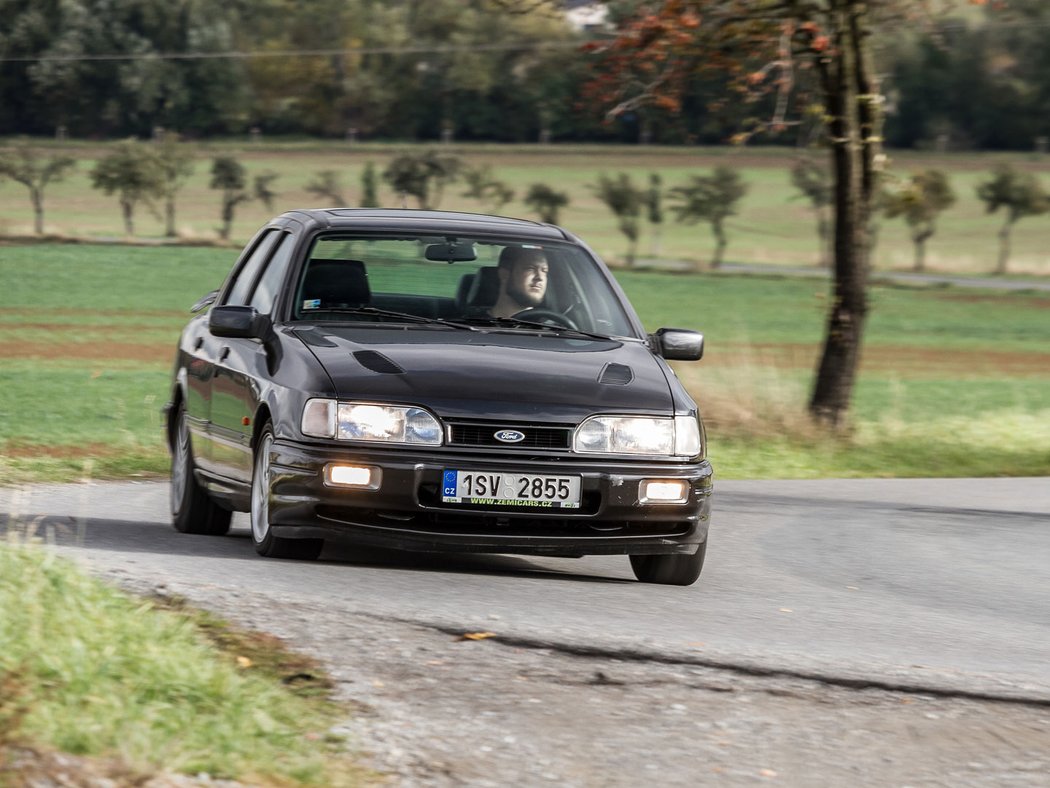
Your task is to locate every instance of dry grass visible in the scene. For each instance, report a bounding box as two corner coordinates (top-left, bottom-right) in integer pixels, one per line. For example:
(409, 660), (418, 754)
(674, 349), (824, 442)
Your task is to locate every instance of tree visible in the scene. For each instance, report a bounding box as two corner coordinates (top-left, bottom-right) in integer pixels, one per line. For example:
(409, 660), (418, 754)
(586, 0), (942, 426)
(254, 171), (280, 212)
(304, 170), (346, 206)
(90, 140), (163, 236)
(210, 155), (252, 241)
(382, 151), (462, 209)
(882, 169), (955, 272)
(1, 0), (247, 138)
(669, 166), (747, 270)
(361, 163), (379, 208)
(790, 156), (833, 267)
(884, 1), (1050, 151)
(647, 173), (665, 258)
(154, 136), (195, 238)
(461, 164), (515, 214)
(975, 164), (1049, 275)
(592, 173), (645, 267)
(0, 140), (75, 235)
(524, 183), (569, 225)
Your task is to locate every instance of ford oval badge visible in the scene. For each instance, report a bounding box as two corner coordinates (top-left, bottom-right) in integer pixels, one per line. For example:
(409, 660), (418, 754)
(494, 429), (525, 444)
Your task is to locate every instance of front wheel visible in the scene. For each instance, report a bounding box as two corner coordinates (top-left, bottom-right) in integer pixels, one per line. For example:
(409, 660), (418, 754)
(171, 401), (231, 536)
(251, 424), (324, 560)
(630, 542), (706, 586)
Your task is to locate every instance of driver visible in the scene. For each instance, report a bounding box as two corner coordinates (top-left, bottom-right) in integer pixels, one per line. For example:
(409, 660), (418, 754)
(491, 246), (548, 318)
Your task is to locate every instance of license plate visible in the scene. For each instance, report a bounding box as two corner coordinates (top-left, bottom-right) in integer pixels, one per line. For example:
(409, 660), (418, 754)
(442, 470), (581, 509)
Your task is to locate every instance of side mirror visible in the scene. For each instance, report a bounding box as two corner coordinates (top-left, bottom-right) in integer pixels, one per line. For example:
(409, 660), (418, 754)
(209, 305), (270, 339)
(653, 327), (704, 361)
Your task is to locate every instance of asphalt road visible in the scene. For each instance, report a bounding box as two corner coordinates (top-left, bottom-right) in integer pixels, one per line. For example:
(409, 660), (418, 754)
(3, 477), (1048, 702)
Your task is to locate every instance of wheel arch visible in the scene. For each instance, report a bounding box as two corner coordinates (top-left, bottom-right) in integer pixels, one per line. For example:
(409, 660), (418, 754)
(251, 402), (274, 450)
(165, 376), (189, 451)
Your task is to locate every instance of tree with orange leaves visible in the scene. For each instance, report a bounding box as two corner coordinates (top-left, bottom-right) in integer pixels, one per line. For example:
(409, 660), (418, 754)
(586, 0), (978, 427)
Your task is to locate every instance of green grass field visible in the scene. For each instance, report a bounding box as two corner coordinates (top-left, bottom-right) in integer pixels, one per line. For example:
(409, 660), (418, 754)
(1, 242), (1047, 481)
(3, 141), (1050, 276)
(0, 541), (367, 785)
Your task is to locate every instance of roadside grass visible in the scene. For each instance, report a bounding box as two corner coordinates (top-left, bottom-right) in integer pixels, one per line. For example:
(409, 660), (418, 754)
(1, 243), (1048, 480)
(0, 540), (370, 786)
(2, 141), (1050, 275)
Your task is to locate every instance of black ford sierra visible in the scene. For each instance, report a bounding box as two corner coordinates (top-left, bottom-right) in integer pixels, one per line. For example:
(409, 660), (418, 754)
(165, 209), (712, 585)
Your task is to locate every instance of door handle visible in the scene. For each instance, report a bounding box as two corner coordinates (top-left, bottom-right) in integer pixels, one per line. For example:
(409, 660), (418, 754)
(219, 346), (230, 362)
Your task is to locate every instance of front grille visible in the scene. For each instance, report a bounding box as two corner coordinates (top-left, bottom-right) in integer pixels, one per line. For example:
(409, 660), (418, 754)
(448, 421), (573, 450)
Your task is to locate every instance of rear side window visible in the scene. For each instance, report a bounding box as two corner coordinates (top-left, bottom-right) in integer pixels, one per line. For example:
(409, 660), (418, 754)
(224, 230), (279, 306)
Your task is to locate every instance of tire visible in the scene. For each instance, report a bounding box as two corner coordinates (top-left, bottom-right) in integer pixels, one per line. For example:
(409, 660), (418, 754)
(630, 541), (706, 586)
(250, 424), (324, 560)
(171, 401), (232, 536)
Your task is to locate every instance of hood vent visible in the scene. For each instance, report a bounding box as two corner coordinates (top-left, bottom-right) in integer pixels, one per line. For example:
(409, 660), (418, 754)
(353, 350), (405, 374)
(598, 362), (633, 386)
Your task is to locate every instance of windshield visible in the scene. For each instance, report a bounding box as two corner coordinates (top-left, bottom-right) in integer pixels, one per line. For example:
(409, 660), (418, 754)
(290, 234), (636, 338)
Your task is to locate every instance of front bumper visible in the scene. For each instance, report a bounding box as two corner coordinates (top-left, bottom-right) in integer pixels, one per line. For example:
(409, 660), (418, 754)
(268, 439), (713, 557)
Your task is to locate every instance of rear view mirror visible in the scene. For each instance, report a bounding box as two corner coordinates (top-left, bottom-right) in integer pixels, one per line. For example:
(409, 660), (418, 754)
(425, 240), (477, 262)
(654, 328), (704, 361)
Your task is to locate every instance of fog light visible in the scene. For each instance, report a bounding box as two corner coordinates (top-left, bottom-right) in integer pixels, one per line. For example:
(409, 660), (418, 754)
(639, 479), (689, 504)
(324, 464), (381, 489)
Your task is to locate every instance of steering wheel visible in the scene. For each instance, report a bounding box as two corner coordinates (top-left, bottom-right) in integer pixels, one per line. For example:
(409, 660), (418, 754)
(513, 309), (578, 330)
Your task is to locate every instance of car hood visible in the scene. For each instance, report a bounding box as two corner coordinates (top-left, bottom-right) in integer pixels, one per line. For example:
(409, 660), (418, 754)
(292, 326), (675, 422)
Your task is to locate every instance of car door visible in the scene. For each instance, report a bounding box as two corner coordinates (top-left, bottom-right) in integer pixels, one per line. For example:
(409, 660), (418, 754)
(197, 229), (281, 478)
(182, 293), (219, 467)
(208, 230), (296, 483)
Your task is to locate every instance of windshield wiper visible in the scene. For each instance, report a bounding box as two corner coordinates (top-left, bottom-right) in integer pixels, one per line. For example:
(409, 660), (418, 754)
(300, 306), (477, 330)
(461, 315), (611, 340)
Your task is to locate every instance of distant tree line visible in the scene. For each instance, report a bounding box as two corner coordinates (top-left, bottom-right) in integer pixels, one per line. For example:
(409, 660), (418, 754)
(5, 137), (1040, 275)
(1, 0), (1049, 150)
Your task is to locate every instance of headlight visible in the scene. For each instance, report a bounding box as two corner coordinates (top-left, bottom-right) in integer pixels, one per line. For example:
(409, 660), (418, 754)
(301, 399), (442, 445)
(573, 415), (702, 457)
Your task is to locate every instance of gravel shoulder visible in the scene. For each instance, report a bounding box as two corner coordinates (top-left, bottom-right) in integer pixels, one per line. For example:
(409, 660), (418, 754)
(105, 570), (1050, 788)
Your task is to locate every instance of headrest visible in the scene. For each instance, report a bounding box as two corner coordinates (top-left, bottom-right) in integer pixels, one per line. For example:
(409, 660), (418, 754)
(455, 272), (476, 310)
(301, 259), (370, 308)
(466, 266), (500, 308)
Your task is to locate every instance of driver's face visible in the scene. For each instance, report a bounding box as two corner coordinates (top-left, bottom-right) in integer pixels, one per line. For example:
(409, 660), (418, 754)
(506, 257), (548, 309)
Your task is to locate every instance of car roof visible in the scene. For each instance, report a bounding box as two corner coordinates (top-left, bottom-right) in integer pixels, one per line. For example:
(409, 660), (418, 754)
(277, 208), (575, 242)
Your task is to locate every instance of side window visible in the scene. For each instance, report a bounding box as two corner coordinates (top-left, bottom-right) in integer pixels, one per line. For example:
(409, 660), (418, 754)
(224, 231), (279, 306)
(249, 233), (295, 315)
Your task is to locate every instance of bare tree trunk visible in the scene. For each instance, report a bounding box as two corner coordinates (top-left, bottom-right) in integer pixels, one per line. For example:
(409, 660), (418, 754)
(121, 198), (135, 236)
(913, 227), (932, 272)
(817, 208), (831, 268)
(30, 186), (44, 235)
(996, 218), (1012, 275)
(220, 197), (234, 240)
(711, 219), (726, 268)
(808, 1), (879, 428)
(165, 197), (177, 237)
